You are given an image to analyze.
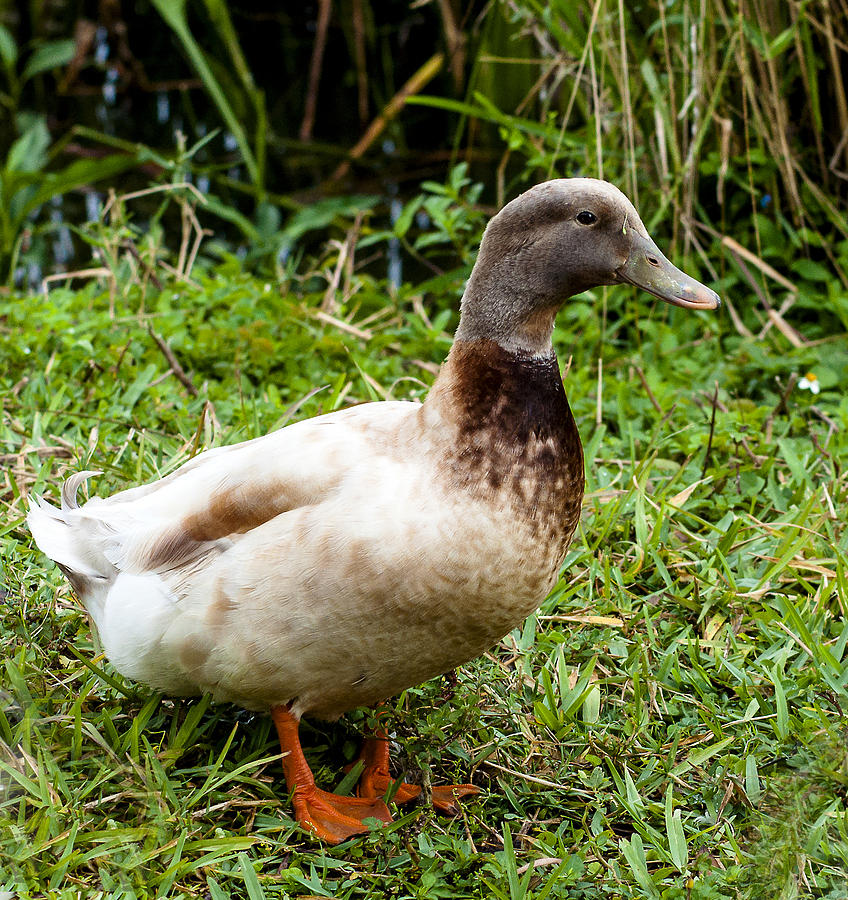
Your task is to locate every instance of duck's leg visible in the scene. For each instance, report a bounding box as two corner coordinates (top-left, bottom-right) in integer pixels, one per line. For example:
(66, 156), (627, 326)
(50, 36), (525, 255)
(271, 704), (392, 843)
(354, 722), (480, 814)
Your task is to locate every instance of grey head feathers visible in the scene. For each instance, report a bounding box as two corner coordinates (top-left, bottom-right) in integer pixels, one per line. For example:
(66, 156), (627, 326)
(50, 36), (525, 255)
(454, 178), (719, 356)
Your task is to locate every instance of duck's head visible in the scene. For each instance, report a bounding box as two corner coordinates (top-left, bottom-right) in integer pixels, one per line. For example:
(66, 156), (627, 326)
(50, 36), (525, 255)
(455, 178), (721, 355)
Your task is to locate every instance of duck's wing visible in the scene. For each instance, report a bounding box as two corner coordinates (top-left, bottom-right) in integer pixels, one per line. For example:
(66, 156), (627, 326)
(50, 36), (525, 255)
(28, 400), (419, 586)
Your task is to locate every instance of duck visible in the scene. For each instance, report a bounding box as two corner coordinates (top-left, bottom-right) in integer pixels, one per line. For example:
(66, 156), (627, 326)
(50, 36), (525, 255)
(27, 178), (720, 843)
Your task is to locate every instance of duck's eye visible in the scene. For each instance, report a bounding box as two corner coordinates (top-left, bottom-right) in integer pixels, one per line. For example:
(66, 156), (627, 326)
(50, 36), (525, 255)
(576, 210), (598, 226)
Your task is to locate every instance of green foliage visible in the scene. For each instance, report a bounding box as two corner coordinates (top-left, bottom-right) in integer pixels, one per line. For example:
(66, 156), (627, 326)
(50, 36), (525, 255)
(2, 166), (848, 896)
(0, 26), (75, 139)
(0, 115), (142, 281)
(149, 0), (265, 190)
(1, 0), (847, 313)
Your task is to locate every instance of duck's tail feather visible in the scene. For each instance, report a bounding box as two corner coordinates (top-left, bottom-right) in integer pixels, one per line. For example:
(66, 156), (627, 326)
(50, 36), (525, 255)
(61, 469), (102, 510)
(27, 472), (116, 625)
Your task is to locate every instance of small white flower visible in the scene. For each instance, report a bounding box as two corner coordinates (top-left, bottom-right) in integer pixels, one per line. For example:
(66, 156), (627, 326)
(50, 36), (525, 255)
(797, 372), (820, 394)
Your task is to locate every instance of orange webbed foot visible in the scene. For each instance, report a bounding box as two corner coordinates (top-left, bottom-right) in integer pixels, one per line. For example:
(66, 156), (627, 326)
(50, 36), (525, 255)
(429, 782), (480, 815)
(353, 730), (479, 815)
(355, 765), (422, 804)
(292, 786), (391, 843)
(272, 704), (392, 845)
(271, 704), (478, 844)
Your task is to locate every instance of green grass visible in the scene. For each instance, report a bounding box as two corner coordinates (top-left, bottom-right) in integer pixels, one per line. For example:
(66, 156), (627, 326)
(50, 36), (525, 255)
(1, 178), (847, 898)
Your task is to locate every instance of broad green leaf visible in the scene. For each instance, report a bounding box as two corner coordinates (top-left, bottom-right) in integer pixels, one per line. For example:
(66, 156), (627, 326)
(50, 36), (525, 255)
(281, 195), (378, 245)
(122, 363), (158, 412)
(665, 787), (688, 872)
(745, 754), (761, 804)
(793, 258), (834, 282)
(5, 117), (50, 173)
(624, 767), (644, 809)
(672, 737), (734, 775)
(582, 683), (601, 724)
(620, 834), (658, 897)
(557, 651), (597, 719)
(238, 852), (266, 900)
(202, 192), (260, 241)
(21, 39), (76, 82)
(206, 878), (229, 900)
(408, 92), (566, 143)
(634, 485), (648, 546)
(149, 0), (260, 186)
(395, 195), (425, 239)
(23, 154), (142, 214)
(777, 438), (807, 485)
(170, 693), (212, 753)
(201, 0), (257, 93)
(767, 25), (797, 59)
(770, 666), (789, 740)
(156, 830), (187, 895)
(0, 23), (17, 69)
(48, 821), (80, 889)
(668, 810), (688, 872)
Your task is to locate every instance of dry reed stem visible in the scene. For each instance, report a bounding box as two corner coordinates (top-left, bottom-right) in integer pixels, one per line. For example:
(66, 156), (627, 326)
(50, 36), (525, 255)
(548, 0), (604, 181)
(516, 858), (564, 876)
(103, 182), (207, 211)
(312, 309), (372, 340)
(330, 53), (444, 182)
(321, 213), (364, 312)
(537, 614), (625, 626)
(351, 0), (368, 125)
(300, 0), (331, 142)
(824, 6), (848, 170)
(617, 0), (637, 204)
(436, 0), (466, 90)
(148, 328), (199, 397)
(41, 268), (115, 300)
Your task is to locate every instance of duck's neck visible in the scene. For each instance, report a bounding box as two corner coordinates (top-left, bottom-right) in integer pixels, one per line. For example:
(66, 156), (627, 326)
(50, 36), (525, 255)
(453, 296), (561, 357)
(425, 338), (582, 475)
(453, 306), (558, 357)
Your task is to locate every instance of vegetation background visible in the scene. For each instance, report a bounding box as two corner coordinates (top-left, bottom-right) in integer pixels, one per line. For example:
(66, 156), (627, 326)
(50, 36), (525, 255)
(1, 0), (847, 897)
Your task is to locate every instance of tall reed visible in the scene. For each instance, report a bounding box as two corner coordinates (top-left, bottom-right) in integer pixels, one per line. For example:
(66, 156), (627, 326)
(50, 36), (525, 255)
(456, 0), (848, 265)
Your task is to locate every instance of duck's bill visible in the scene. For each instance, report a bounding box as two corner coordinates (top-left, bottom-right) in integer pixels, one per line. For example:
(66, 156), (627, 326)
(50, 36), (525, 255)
(616, 231), (721, 310)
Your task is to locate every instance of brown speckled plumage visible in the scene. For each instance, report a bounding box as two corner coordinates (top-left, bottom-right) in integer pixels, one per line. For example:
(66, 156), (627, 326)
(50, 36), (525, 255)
(433, 339), (583, 509)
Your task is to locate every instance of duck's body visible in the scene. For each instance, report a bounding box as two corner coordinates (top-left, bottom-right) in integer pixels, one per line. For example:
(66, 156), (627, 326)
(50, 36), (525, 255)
(30, 341), (583, 718)
(29, 178), (720, 842)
